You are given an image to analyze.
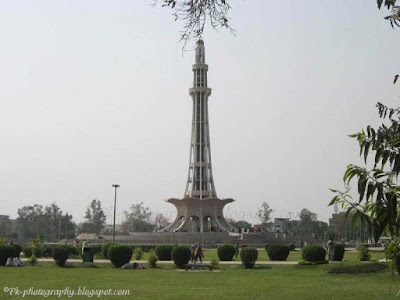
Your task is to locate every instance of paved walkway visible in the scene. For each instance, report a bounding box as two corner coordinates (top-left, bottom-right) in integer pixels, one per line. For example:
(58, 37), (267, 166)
(22, 258), (299, 265)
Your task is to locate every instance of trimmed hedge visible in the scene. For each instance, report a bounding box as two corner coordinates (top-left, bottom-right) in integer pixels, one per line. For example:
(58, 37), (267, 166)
(108, 245), (132, 268)
(328, 262), (388, 274)
(155, 245), (173, 261)
(267, 244), (290, 261)
(217, 244), (236, 261)
(171, 245), (191, 268)
(52, 246), (70, 267)
(288, 244), (296, 251)
(101, 243), (117, 259)
(0, 245), (15, 266)
(333, 244), (345, 261)
(302, 245), (326, 262)
(240, 247), (258, 269)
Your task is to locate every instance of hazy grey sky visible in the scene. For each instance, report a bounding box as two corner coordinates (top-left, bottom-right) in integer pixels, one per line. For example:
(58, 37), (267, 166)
(1, 1), (399, 225)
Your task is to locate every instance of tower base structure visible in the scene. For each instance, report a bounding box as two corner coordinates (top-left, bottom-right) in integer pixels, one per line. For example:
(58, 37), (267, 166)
(159, 197), (234, 233)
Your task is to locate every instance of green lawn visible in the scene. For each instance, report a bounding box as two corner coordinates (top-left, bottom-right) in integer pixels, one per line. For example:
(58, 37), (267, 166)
(0, 261), (399, 300)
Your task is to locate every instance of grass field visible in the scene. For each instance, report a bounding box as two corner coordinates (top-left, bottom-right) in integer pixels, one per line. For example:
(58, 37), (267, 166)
(0, 261), (399, 300)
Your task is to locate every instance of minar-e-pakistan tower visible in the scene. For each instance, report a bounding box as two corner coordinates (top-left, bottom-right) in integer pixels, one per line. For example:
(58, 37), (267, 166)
(160, 40), (234, 233)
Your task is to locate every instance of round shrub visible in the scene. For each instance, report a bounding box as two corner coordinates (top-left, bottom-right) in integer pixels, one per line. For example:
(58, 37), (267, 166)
(101, 242), (117, 259)
(0, 245), (15, 266)
(11, 243), (22, 258)
(267, 244), (290, 261)
(89, 245), (102, 256)
(108, 245), (132, 268)
(43, 245), (54, 257)
(217, 244), (236, 261)
(333, 244), (345, 261)
(23, 246), (33, 258)
(155, 244), (173, 261)
(302, 245), (326, 262)
(288, 244), (296, 251)
(171, 245), (191, 268)
(52, 246), (70, 267)
(240, 247), (258, 269)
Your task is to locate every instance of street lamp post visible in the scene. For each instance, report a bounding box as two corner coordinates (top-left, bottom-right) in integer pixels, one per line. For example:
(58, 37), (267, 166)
(112, 184), (120, 243)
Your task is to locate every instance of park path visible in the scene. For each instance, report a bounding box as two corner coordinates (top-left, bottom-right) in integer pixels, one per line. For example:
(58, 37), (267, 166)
(21, 258), (299, 265)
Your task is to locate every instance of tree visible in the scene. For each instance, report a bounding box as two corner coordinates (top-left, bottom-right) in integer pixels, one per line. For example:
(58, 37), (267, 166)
(153, 0), (234, 47)
(123, 202), (154, 232)
(256, 202), (273, 224)
(17, 203), (75, 241)
(330, 102), (400, 242)
(232, 220), (252, 230)
(299, 208), (318, 236)
(154, 213), (170, 230)
(377, 0), (400, 28)
(154, 1), (399, 47)
(82, 199), (107, 235)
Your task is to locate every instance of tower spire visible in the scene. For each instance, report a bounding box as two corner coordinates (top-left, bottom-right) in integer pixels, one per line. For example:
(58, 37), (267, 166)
(185, 40), (216, 199)
(159, 40), (234, 233)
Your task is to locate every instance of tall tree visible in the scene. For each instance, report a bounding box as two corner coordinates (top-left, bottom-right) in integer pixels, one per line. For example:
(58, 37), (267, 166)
(256, 202), (273, 224)
(299, 208), (318, 236)
(123, 202), (154, 232)
(17, 203), (75, 241)
(330, 102), (400, 241)
(83, 199), (107, 235)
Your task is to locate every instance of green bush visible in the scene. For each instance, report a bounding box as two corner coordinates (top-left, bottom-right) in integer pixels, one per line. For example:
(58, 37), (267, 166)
(134, 247), (144, 260)
(171, 245), (191, 268)
(288, 244), (296, 251)
(302, 245), (326, 262)
(358, 244), (370, 261)
(147, 250), (158, 268)
(10, 243), (22, 258)
(30, 238), (44, 258)
(240, 247), (258, 269)
(155, 245), (173, 261)
(210, 258), (219, 268)
(28, 254), (37, 266)
(101, 243), (117, 259)
(0, 245), (15, 266)
(267, 244), (290, 261)
(298, 259), (328, 265)
(333, 244), (345, 261)
(43, 245), (54, 257)
(52, 246), (70, 267)
(23, 246), (33, 258)
(108, 245), (133, 268)
(328, 262), (388, 274)
(217, 244), (236, 261)
(265, 244), (270, 251)
(89, 245), (102, 256)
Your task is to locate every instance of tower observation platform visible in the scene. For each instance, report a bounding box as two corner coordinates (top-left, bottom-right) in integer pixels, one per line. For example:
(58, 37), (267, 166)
(159, 40), (234, 233)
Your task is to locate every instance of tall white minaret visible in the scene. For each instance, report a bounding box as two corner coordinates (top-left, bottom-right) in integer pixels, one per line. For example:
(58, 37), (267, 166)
(184, 40), (217, 199)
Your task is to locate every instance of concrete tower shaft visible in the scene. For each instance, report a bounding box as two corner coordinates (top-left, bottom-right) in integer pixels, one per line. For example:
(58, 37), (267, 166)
(185, 40), (217, 199)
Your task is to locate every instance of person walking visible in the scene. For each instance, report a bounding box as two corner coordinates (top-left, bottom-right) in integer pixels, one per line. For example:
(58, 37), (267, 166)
(326, 239), (335, 262)
(235, 243), (239, 259)
(194, 242), (204, 263)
